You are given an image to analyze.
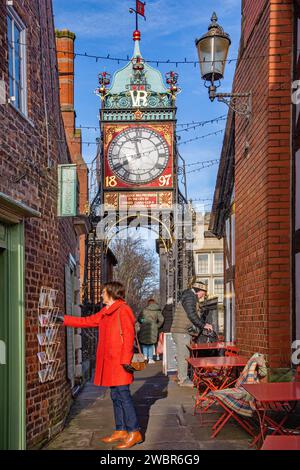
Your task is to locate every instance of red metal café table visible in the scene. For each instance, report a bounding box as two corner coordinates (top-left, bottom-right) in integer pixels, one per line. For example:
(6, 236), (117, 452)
(242, 383), (300, 448)
(187, 342), (237, 358)
(261, 436), (300, 450)
(187, 356), (249, 414)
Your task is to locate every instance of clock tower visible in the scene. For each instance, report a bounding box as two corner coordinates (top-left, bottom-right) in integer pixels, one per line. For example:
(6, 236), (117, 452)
(94, 28), (187, 306)
(98, 29), (179, 213)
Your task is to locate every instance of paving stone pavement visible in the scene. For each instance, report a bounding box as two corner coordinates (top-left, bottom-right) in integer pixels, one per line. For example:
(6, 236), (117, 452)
(44, 363), (252, 451)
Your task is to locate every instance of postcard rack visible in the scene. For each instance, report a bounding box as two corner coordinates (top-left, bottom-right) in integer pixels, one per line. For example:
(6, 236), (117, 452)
(37, 287), (61, 383)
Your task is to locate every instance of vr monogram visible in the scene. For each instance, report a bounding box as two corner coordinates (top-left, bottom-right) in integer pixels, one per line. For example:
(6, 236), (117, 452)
(129, 89), (148, 107)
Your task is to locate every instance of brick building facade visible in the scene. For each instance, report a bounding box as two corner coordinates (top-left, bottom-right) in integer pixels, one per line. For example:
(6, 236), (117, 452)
(0, 0), (86, 449)
(193, 212), (225, 333)
(210, 0), (296, 367)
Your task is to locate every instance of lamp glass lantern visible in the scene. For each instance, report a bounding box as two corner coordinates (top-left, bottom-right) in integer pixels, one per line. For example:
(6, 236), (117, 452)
(195, 13), (252, 117)
(195, 12), (231, 85)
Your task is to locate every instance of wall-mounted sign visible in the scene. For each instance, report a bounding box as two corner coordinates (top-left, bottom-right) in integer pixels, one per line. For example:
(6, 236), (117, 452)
(104, 191), (173, 211)
(57, 164), (77, 217)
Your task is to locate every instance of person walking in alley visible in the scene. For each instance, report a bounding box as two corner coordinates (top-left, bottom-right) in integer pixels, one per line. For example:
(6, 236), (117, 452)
(171, 278), (213, 387)
(138, 299), (164, 364)
(62, 281), (143, 450)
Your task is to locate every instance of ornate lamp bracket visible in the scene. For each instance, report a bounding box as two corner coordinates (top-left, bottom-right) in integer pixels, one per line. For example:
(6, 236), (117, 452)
(209, 86), (252, 118)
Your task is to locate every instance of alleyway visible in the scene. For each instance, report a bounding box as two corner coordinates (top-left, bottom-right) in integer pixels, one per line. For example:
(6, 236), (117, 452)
(44, 363), (250, 451)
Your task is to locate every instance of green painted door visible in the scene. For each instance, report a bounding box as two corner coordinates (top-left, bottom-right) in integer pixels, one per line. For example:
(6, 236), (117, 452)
(0, 222), (25, 450)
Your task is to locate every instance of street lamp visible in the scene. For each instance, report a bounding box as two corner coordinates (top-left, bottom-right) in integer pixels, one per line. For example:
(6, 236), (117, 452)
(195, 13), (252, 118)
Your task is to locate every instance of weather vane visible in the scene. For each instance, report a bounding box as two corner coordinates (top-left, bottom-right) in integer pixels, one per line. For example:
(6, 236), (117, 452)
(129, 1), (146, 31)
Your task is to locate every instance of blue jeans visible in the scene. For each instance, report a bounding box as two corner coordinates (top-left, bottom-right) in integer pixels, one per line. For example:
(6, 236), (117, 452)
(110, 385), (140, 432)
(141, 344), (154, 360)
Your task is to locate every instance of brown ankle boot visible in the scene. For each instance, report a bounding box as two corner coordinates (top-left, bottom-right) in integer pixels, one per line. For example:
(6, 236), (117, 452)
(114, 431), (143, 449)
(101, 430), (128, 443)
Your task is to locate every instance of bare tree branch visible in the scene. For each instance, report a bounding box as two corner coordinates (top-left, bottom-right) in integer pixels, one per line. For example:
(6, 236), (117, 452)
(112, 237), (159, 316)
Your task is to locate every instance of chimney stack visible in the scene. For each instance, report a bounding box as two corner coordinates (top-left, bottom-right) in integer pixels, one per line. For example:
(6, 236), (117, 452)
(55, 29), (76, 111)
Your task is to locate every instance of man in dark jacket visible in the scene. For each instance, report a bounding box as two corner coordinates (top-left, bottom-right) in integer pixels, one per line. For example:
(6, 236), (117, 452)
(160, 297), (174, 334)
(171, 279), (212, 387)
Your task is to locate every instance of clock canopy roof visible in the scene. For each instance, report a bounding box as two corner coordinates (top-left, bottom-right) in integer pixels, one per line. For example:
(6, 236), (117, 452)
(101, 30), (176, 111)
(109, 31), (168, 95)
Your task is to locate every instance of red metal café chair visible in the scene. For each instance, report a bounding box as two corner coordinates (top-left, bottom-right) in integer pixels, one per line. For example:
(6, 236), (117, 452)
(250, 400), (297, 448)
(250, 368), (300, 447)
(210, 353), (267, 439)
(189, 360), (227, 415)
(192, 361), (242, 417)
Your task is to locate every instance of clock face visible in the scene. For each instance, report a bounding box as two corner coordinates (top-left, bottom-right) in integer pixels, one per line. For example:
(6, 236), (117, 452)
(107, 127), (170, 184)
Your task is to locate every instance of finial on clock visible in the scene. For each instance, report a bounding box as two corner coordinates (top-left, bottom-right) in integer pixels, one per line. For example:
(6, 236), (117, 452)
(129, 1), (146, 35)
(133, 30), (141, 42)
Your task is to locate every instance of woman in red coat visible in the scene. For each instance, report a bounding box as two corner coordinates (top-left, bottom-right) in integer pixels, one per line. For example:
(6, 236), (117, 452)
(63, 281), (142, 449)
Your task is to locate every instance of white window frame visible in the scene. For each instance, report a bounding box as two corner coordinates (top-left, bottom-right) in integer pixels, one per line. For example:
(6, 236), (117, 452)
(7, 6), (27, 116)
(225, 281), (235, 342)
(213, 252), (224, 275)
(231, 212), (235, 267)
(214, 278), (224, 302)
(197, 253), (210, 275)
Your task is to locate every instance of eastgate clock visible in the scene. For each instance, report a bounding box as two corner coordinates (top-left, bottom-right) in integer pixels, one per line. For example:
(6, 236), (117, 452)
(107, 127), (170, 185)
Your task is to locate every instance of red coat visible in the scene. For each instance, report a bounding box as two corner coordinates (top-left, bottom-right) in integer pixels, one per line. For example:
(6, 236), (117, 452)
(64, 300), (135, 387)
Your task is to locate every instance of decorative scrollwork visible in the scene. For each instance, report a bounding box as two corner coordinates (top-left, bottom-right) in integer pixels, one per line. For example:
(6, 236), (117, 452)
(148, 96), (159, 107)
(214, 92), (252, 118)
(118, 96), (131, 108)
(217, 95), (251, 117)
(105, 96), (117, 109)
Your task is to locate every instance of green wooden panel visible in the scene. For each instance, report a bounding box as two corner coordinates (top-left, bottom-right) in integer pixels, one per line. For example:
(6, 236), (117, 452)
(0, 244), (8, 450)
(0, 223), (6, 249)
(0, 223), (25, 450)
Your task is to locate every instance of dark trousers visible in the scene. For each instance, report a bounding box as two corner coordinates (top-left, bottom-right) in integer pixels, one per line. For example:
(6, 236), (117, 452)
(110, 385), (140, 432)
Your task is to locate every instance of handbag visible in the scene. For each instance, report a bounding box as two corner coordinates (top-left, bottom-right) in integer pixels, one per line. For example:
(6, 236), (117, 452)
(195, 328), (219, 344)
(117, 310), (147, 372)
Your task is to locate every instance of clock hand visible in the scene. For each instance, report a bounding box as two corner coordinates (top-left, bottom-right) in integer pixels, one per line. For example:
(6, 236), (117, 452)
(134, 141), (141, 159)
(120, 148), (153, 163)
(114, 160), (129, 171)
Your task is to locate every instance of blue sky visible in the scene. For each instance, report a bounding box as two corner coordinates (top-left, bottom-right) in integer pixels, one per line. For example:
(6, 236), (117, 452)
(53, 0), (242, 207)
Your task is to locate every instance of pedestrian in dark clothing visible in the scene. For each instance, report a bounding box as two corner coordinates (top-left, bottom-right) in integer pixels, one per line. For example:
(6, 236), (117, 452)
(160, 298), (174, 333)
(138, 299), (164, 364)
(171, 279), (213, 387)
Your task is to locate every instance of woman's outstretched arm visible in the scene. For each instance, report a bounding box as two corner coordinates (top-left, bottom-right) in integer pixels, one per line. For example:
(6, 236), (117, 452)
(64, 310), (103, 328)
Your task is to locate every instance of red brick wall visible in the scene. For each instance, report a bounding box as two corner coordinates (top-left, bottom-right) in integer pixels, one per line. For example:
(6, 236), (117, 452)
(242, 0), (268, 45)
(234, 0), (293, 366)
(0, 0), (78, 448)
